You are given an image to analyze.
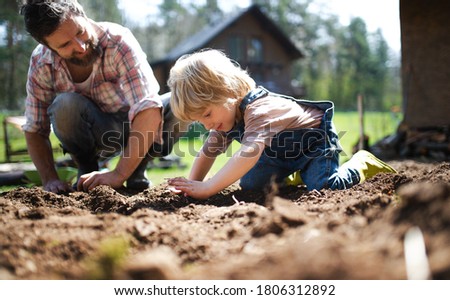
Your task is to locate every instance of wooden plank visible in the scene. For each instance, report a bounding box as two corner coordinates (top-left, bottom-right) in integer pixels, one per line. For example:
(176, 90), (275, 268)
(3, 116), (26, 162)
(5, 116), (26, 130)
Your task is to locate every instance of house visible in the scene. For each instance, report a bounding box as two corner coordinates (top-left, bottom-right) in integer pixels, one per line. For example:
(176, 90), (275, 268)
(150, 4), (304, 97)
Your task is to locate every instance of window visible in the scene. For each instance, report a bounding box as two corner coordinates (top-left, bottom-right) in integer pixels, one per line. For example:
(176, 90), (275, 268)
(227, 35), (265, 82)
(228, 36), (244, 61)
(228, 36), (264, 63)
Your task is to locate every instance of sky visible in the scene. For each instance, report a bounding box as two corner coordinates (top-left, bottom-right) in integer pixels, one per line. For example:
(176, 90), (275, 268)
(118, 0), (401, 53)
(312, 0), (400, 52)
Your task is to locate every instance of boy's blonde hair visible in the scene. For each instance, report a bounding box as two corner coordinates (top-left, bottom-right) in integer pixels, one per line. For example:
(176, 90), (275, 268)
(168, 49), (256, 121)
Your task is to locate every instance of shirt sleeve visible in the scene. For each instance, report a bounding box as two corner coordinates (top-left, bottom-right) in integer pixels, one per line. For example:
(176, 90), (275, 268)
(109, 26), (162, 121)
(22, 49), (55, 136)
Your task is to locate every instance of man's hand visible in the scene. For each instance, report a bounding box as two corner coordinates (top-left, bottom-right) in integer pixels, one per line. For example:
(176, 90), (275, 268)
(77, 169), (126, 192)
(167, 177), (214, 200)
(43, 179), (74, 194)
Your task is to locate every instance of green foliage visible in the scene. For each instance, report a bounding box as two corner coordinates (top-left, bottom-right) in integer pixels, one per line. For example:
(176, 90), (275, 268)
(80, 0), (124, 24)
(0, 0), (35, 110)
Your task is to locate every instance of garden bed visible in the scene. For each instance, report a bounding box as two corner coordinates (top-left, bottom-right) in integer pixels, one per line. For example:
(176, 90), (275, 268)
(0, 159), (449, 279)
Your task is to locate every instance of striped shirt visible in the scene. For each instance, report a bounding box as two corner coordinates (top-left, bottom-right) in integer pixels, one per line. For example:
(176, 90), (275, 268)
(23, 20), (161, 137)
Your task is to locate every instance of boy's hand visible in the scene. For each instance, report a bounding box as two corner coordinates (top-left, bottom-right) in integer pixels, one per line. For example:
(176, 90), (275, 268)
(167, 177), (213, 200)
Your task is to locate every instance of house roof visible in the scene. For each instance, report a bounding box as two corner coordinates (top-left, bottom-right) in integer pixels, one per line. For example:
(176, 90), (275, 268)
(151, 4), (303, 65)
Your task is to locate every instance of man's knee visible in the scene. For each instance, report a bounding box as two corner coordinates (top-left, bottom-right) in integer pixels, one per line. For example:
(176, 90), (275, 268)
(162, 93), (190, 135)
(157, 92), (191, 154)
(48, 93), (86, 137)
(49, 92), (89, 115)
(146, 92), (191, 158)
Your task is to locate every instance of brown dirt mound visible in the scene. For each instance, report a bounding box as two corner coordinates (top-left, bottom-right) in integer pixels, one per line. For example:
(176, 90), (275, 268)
(0, 160), (449, 279)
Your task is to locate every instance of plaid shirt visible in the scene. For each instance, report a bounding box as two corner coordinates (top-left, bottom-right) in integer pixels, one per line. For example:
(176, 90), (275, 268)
(23, 20), (161, 137)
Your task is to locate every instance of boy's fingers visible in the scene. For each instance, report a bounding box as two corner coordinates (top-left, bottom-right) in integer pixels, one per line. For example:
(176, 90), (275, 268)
(167, 186), (183, 193)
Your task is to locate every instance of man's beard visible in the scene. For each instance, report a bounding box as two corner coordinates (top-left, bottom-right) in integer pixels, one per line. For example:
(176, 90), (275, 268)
(68, 39), (101, 67)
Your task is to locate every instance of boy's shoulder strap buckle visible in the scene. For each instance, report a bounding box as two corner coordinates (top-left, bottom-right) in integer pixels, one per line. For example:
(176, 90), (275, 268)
(239, 86), (269, 112)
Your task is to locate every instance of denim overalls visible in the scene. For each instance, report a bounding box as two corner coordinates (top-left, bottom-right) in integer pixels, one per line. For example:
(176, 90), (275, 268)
(226, 86), (360, 191)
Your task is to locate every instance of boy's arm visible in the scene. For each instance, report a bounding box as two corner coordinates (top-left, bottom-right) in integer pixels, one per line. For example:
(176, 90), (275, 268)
(168, 141), (264, 199)
(207, 142), (264, 192)
(188, 146), (217, 181)
(188, 130), (231, 181)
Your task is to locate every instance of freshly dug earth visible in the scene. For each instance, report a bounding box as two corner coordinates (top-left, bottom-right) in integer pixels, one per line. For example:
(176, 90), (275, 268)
(1, 160), (449, 280)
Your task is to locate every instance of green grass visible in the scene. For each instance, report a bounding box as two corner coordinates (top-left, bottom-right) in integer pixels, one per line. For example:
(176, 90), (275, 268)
(0, 113), (64, 162)
(0, 111), (401, 187)
(333, 111), (401, 162)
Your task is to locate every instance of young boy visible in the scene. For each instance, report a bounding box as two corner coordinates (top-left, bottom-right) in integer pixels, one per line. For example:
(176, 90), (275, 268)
(167, 49), (396, 199)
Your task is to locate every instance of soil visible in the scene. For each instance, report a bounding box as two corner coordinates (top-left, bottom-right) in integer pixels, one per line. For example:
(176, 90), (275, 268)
(1, 159), (449, 280)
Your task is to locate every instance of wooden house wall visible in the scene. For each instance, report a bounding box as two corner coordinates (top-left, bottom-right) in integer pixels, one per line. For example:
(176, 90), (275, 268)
(152, 12), (300, 96)
(208, 14), (295, 95)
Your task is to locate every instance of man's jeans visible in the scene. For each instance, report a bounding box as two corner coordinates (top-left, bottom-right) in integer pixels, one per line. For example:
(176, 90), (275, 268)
(47, 92), (189, 169)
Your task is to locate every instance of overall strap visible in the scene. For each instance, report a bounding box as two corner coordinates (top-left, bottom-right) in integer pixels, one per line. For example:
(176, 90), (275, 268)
(239, 86), (269, 113)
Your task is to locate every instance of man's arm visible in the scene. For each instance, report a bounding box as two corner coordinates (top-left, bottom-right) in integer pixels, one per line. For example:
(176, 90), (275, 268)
(25, 131), (73, 193)
(115, 107), (162, 180)
(77, 107), (162, 191)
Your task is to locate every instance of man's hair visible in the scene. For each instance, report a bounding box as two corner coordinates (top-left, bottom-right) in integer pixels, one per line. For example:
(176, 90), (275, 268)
(168, 49), (256, 122)
(20, 0), (86, 44)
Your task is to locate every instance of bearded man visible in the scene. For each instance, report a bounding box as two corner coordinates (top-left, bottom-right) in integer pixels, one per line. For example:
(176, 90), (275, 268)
(20, 0), (188, 193)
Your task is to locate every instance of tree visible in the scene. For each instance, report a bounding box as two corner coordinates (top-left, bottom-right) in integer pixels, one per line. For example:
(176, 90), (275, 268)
(194, 0), (223, 24)
(332, 19), (390, 110)
(252, 0), (337, 100)
(130, 0), (225, 61)
(367, 29), (390, 110)
(0, 0), (35, 110)
(81, 0), (123, 24)
(158, 0), (192, 50)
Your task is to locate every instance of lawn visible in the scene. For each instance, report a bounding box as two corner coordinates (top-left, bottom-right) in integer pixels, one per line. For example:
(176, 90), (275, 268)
(0, 111), (401, 186)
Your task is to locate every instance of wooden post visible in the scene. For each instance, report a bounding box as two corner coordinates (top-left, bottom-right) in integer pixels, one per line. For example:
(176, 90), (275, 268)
(357, 94), (365, 151)
(3, 118), (12, 162)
